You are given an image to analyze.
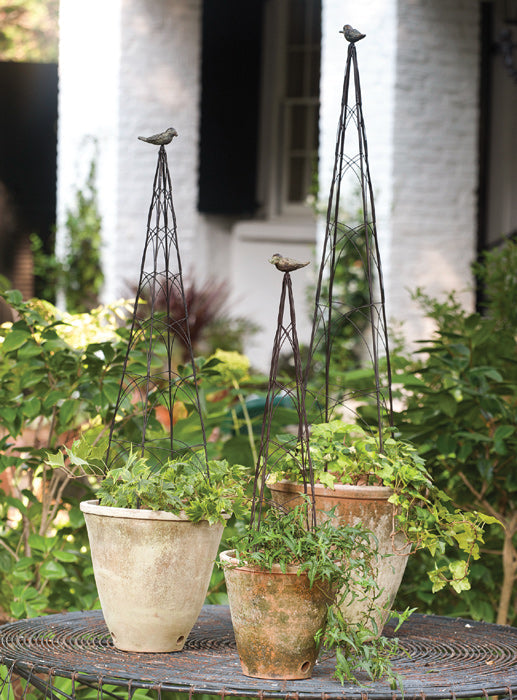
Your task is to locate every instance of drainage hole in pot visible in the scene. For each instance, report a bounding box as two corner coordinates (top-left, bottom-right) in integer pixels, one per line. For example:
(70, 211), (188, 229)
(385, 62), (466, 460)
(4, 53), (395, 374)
(177, 636), (185, 645)
(300, 661), (310, 674)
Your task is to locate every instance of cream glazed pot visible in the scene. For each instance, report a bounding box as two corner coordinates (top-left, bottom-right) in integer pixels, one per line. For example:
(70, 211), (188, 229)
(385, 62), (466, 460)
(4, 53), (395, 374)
(80, 500), (225, 652)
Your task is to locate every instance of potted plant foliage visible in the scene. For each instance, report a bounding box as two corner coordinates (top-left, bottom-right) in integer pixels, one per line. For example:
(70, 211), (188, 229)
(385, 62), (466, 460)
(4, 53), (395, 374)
(216, 256), (411, 685)
(220, 499), (406, 685)
(54, 443), (246, 653)
(53, 133), (250, 654)
(266, 419), (496, 629)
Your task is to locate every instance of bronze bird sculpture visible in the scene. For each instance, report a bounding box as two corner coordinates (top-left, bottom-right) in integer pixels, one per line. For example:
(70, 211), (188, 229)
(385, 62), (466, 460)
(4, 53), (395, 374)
(269, 253), (310, 273)
(138, 127), (178, 145)
(340, 24), (366, 43)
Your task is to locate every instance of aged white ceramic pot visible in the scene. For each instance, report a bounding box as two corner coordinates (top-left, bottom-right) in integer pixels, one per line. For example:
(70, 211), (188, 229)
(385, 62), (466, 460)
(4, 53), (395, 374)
(80, 500), (224, 652)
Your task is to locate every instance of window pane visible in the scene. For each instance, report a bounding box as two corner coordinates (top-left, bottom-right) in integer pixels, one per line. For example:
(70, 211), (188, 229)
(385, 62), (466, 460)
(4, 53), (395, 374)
(288, 0), (306, 44)
(290, 105), (307, 150)
(288, 156), (306, 202)
(286, 49), (304, 97)
(280, 0), (321, 211)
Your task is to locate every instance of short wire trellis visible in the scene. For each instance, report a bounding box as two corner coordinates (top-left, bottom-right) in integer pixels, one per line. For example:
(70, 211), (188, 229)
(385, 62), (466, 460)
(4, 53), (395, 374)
(305, 38), (394, 452)
(251, 264), (316, 531)
(105, 141), (209, 477)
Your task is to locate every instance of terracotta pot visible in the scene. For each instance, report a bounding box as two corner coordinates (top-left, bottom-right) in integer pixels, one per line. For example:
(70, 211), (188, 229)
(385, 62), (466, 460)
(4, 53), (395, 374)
(267, 481), (410, 632)
(220, 549), (333, 680)
(80, 500), (225, 652)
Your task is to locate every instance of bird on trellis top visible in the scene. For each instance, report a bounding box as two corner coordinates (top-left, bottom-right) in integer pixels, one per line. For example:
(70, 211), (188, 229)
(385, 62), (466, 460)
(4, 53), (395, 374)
(269, 253), (310, 273)
(340, 24), (366, 42)
(138, 127), (178, 145)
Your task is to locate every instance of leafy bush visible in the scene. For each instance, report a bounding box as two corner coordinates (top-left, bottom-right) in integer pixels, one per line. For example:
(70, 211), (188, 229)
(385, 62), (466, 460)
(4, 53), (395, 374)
(0, 290), (140, 618)
(269, 420), (496, 593)
(395, 241), (517, 624)
(62, 447), (248, 525)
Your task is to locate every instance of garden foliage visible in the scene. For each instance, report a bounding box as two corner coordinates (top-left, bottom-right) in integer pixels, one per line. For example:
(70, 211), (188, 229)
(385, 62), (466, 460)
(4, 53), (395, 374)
(394, 242), (517, 624)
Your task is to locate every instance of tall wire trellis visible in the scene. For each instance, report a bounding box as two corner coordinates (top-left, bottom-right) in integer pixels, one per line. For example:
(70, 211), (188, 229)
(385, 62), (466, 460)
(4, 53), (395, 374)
(251, 264), (316, 530)
(305, 38), (394, 452)
(105, 141), (209, 477)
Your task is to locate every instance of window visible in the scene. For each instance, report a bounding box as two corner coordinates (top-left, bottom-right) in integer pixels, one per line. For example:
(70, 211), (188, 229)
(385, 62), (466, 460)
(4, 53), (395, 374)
(258, 0), (321, 217)
(197, 0), (321, 219)
(283, 0), (321, 208)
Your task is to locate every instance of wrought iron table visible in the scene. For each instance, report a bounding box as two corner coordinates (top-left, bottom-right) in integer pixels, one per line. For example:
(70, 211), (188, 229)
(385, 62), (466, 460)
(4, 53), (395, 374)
(1, 605), (517, 699)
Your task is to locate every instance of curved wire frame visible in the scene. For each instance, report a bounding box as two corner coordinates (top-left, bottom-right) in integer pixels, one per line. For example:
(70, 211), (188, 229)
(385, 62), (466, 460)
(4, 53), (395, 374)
(105, 145), (209, 477)
(251, 268), (316, 531)
(305, 40), (394, 451)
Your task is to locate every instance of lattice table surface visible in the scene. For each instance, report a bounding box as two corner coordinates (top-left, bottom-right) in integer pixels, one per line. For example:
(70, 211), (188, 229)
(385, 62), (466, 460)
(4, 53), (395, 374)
(1, 605), (517, 699)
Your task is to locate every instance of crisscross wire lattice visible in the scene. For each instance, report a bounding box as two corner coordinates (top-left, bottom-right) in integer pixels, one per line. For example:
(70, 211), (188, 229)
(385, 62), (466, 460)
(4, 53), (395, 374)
(105, 144), (208, 475)
(305, 40), (394, 450)
(251, 267), (316, 529)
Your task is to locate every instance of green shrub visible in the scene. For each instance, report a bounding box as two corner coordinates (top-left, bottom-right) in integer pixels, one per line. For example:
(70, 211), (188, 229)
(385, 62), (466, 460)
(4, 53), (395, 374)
(394, 241), (517, 623)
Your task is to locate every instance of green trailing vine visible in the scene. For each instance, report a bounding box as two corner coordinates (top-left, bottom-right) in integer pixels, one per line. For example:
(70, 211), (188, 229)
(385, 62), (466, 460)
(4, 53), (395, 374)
(228, 501), (410, 688)
(58, 445), (249, 526)
(269, 420), (498, 593)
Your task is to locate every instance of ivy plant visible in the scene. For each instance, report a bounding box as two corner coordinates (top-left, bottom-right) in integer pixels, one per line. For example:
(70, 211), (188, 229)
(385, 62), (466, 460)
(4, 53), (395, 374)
(228, 501), (410, 688)
(59, 446), (248, 525)
(269, 420), (497, 594)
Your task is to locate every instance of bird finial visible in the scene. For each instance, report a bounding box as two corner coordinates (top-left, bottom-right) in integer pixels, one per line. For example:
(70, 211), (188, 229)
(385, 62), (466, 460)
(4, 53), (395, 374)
(340, 24), (366, 43)
(269, 253), (310, 273)
(138, 127), (178, 146)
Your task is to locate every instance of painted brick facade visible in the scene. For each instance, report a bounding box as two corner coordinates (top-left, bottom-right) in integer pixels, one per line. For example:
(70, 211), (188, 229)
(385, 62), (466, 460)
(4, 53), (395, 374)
(390, 0), (480, 342)
(57, 0), (482, 368)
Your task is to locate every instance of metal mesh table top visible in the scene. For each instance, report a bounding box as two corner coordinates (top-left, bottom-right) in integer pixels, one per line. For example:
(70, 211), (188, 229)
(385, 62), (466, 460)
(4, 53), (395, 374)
(1, 605), (517, 699)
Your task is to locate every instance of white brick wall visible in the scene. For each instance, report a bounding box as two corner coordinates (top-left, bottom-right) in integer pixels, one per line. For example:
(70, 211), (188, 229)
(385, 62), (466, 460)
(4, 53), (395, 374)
(318, 0), (480, 348)
(57, 0), (204, 301)
(319, 0), (398, 284)
(390, 0), (480, 341)
(57, 0), (482, 367)
(114, 0), (204, 296)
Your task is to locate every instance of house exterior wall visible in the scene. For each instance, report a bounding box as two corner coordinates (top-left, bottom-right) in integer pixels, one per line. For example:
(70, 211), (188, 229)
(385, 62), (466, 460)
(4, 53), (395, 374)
(57, 0), (205, 302)
(57, 0), (482, 369)
(56, 0), (122, 287)
(115, 0), (204, 295)
(390, 0), (480, 342)
(319, 0), (398, 283)
(318, 0), (480, 348)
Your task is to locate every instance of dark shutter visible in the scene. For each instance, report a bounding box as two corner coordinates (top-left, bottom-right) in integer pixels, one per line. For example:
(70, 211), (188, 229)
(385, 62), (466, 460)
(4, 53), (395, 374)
(198, 0), (263, 215)
(0, 62), (57, 246)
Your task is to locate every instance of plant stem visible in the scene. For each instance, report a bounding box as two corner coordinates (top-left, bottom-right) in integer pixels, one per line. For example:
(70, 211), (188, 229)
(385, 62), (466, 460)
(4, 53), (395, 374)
(232, 379), (258, 464)
(497, 514), (517, 625)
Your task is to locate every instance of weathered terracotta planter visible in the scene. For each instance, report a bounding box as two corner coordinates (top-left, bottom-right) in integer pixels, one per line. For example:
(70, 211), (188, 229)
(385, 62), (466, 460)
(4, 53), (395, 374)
(80, 500), (224, 652)
(220, 549), (333, 680)
(267, 481), (410, 632)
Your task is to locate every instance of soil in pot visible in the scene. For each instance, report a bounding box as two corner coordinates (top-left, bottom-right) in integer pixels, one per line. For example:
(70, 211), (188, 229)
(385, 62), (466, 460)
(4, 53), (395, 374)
(81, 500), (225, 653)
(220, 549), (333, 680)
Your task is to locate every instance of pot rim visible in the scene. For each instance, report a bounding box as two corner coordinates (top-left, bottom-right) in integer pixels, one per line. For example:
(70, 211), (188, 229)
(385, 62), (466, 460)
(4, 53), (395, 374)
(266, 479), (393, 500)
(220, 549), (305, 575)
(80, 499), (229, 522)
